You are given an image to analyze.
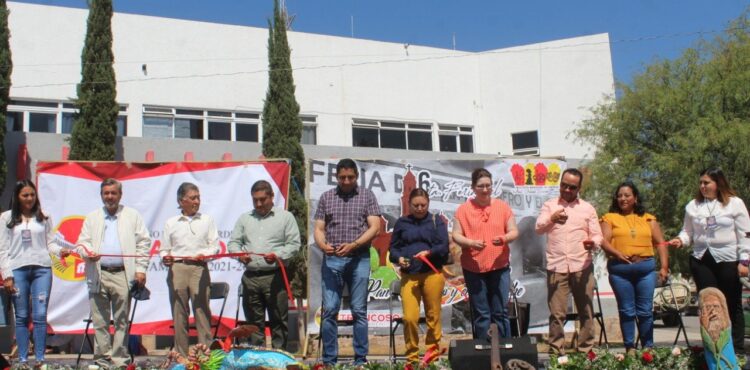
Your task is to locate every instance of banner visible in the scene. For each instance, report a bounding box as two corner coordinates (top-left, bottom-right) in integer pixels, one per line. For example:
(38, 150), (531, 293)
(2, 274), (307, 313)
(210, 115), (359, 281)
(306, 158), (569, 334)
(37, 161), (290, 335)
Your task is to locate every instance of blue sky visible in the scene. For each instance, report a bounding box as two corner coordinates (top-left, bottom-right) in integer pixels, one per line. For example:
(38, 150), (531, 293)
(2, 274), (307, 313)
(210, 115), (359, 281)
(14, 0), (750, 84)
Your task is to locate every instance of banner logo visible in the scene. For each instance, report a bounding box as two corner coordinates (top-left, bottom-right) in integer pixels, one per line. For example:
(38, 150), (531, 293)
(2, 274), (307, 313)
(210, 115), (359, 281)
(51, 216), (86, 282)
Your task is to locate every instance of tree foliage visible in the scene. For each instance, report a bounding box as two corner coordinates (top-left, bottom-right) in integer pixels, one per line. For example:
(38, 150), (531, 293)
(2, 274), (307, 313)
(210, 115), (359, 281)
(262, 0), (308, 298)
(573, 13), (750, 274)
(69, 0), (117, 161)
(0, 0), (11, 189)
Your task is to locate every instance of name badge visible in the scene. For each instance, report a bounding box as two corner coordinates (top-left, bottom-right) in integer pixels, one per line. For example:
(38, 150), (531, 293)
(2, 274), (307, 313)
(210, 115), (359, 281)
(21, 229), (32, 245)
(706, 216), (718, 230)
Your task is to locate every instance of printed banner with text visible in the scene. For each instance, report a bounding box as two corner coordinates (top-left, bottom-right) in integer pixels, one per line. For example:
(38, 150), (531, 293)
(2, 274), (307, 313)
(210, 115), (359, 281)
(37, 161), (290, 335)
(306, 158), (571, 335)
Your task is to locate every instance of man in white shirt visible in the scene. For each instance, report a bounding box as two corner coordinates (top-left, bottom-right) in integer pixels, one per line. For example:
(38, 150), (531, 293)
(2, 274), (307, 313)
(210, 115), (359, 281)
(161, 182), (220, 356)
(76, 178), (151, 368)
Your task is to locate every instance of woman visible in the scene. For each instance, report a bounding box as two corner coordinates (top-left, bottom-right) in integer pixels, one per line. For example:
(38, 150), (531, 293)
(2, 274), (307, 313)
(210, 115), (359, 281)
(389, 188), (449, 364)
(0, 180), (67, 364)
(452, 168), (519, 339)
(669, 168), (750, 353)
(599, 181), (668, 353)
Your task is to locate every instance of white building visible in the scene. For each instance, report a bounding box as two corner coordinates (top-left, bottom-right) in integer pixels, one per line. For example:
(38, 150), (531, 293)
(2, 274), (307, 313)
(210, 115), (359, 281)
(5, 1), (614, 159)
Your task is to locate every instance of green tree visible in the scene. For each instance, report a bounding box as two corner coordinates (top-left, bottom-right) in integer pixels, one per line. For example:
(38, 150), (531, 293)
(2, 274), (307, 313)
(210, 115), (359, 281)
(0, 0), (11, 189)
(573, 13), (750, 275)
(262, 0), (308, 298)
(68, 0), (117, 161)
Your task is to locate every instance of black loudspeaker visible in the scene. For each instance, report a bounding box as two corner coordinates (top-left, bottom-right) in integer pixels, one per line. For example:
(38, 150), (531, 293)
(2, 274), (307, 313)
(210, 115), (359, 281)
(449, 336), (539, 370)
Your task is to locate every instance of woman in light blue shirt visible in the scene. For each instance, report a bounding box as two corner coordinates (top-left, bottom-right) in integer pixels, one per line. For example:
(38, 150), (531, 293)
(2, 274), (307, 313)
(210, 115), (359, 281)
(0, 180), (66, 365)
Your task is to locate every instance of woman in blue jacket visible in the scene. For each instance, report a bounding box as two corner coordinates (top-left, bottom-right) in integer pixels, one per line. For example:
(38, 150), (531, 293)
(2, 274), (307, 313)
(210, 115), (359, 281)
(389, 188), (449, 364)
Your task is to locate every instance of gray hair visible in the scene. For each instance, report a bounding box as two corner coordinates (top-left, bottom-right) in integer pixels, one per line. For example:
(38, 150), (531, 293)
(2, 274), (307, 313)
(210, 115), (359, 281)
(100, 178), (122, 192)
(177, 182), (200, 203)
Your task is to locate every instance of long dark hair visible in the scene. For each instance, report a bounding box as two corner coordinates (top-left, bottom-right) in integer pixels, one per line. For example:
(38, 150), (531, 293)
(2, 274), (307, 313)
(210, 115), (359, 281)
(696, 168), (736, 206)
(608, 181), (646, 216)
(7, 180), (47, 229)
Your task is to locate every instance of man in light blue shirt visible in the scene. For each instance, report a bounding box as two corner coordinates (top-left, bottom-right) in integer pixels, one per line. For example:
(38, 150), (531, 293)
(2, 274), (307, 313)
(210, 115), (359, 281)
(76, 178), (151, 368)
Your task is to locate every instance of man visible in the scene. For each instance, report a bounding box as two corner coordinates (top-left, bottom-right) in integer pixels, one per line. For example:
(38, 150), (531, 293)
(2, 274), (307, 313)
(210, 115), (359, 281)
(76, 178), (151, 368)
(313, 158), (380, 367)
(228, 180), (300, 349)
(160, 182), (220, 356)
(535, 168), (602, 355)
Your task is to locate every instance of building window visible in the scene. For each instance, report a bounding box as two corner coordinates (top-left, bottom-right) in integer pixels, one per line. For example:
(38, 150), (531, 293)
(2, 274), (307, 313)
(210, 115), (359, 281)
(208, 121), (231, 141)
(352, 119), (433, 151)
(29, 112), (56, 133)
(7, 99), (127, 135)
(6, 111), (23, 132)
(300, 115), (317, 145)
(511, 130), (539, 156)
(438, 125), (474, 153)
(143, 106), (261, 142)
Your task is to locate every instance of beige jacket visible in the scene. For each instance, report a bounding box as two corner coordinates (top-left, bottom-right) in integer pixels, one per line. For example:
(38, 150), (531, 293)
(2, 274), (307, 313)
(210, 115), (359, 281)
(75, 205), (151, 291)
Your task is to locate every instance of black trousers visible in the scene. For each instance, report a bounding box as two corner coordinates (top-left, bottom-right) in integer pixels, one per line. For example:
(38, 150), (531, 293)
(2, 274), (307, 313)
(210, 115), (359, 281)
(690, 250), (745, 352)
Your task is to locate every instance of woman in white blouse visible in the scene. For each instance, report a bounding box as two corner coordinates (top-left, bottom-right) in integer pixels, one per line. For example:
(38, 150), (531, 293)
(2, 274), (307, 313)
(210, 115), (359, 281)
(669, 168), (750, 353)
(0, 180), (68, 365)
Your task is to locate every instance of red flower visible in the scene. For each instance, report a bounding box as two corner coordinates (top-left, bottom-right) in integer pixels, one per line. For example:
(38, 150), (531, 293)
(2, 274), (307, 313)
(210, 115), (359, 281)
(642, 351), (653, 363)
(404, 363), (415, 370)
(312, 364), (326, 370)
(587, 350), (596, 361)
(126, 364), (136, 370)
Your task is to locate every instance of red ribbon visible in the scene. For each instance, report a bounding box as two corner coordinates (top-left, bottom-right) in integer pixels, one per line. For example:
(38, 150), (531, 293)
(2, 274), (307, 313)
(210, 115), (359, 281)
(415, 254), (468, 302)
(71, 245), (296, 307)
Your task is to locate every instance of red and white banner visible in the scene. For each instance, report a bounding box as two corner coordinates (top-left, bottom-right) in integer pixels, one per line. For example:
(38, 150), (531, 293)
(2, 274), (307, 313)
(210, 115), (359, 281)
(36, 161), (290, 335)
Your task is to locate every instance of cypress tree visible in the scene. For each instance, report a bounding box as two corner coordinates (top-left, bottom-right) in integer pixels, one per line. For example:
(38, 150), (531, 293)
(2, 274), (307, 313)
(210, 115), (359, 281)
(262, 0), (308, 298)
(69, 0), (117, 160)
(0, 0), (11, 189)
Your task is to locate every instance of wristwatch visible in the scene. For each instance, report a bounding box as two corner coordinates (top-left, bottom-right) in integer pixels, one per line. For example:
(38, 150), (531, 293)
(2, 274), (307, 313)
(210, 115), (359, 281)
(740, 253), (749, 266)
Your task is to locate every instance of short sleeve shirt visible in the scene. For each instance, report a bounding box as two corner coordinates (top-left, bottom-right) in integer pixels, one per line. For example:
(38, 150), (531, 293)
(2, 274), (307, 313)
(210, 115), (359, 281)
(314, 185), (381, 249)
(454, 198), (514, 273)
(601, 212), (655, 257)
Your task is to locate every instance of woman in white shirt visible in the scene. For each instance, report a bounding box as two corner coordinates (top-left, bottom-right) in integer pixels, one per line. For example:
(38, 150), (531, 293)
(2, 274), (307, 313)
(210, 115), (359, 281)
(669, 168), (750, 353)
(0, 180), (67, 365)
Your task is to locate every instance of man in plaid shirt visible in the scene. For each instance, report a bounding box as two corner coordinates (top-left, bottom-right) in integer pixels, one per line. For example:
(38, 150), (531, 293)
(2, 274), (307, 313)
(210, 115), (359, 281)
(314, 158), (381, 367)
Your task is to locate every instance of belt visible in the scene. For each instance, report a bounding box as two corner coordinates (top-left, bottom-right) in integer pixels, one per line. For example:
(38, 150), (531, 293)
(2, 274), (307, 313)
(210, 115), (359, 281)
(244, 269), (278, 276)
(173, 259), (207, 267)
(627, 255), (653, 264)
(100, 265), (125, 273)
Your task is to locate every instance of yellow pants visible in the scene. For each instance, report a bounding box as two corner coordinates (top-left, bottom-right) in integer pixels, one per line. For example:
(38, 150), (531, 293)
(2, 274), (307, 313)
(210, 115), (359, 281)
(400, 271), (445, 362)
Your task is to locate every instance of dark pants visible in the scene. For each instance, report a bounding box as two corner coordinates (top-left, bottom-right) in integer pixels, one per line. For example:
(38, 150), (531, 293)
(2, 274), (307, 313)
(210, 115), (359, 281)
(463, 267), (511, 340)
(241, 269), (288, 350)
(690, 250), (745, 352)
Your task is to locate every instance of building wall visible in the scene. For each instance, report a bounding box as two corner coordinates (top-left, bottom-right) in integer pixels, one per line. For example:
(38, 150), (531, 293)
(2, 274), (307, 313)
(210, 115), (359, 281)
(6, 2), (614, 159)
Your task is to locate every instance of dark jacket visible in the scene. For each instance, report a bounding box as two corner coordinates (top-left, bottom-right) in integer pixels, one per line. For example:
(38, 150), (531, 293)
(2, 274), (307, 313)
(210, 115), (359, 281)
(389, 212), (449, 274)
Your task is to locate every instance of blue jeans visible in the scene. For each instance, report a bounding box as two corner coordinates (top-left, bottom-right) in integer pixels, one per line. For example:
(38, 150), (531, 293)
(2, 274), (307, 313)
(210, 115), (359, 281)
(464, 267), (511, 340)
(608, 258), (656, 349)
(12, 266), (52, 362)
(321, 254), (370, 365)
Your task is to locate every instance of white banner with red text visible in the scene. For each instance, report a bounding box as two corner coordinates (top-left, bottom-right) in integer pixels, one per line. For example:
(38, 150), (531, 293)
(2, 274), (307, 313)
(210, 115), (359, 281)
(37, 161), (290, 335)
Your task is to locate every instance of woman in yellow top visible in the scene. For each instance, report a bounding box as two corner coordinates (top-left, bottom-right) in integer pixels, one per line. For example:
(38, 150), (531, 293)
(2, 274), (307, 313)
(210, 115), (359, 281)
(599, 181), (669, 352)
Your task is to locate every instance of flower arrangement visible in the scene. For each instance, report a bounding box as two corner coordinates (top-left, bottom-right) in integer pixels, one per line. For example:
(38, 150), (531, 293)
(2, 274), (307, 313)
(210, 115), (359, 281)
(547, 346), (734, 370)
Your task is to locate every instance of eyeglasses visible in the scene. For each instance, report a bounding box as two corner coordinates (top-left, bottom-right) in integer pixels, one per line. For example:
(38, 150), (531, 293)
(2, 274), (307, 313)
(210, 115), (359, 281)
(337, 175), (357, 181)
(560, 183), (579, 191)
